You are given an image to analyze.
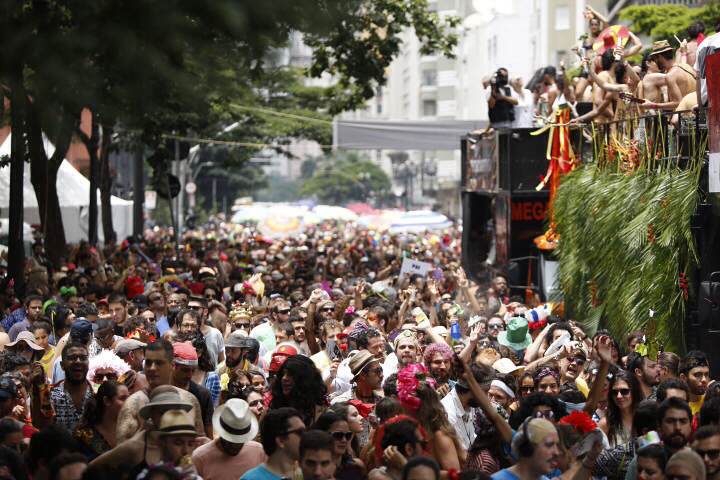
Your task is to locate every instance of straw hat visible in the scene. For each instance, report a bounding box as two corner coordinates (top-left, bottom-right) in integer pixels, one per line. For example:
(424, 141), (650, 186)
(212, 399), (259, 443)
(650, 40), (673, 56)
(139, 385), (193, 420)
(157, 409), (198, 437)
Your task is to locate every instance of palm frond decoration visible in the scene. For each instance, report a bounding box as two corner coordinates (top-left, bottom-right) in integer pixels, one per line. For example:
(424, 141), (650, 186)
(553, 126), (705, 354)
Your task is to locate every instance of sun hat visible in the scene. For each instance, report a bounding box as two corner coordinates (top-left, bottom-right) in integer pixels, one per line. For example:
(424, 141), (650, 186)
(157, 409), (198, 437)
(497, 317), (532, 351)
(650, 40), (673, 56)
(212, 398), (259, 444)
(139, 385), (193, 420)
(6, 331), (44, 351)
(348, 349), (377, 378)
(493, 357), (525, 375)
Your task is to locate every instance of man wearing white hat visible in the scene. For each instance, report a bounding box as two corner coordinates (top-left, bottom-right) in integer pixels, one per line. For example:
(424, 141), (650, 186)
(192, 398), (266, 480)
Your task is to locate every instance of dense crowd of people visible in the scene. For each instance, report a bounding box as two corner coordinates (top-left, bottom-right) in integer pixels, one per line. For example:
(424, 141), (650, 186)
(486, 6), (720, 131)
(0, 219), (716, 480)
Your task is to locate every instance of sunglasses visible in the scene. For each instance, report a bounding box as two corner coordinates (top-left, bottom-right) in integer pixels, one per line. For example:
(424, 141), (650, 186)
(188, 305), (203, 311)
(93, 372), (118, 382)
(277, 309), (291, 315)
(331, 431), (353, 441)
(534, 410), (555, 420)
(569, 357), (586, 365)
(321, 308), (334, 313)
(612, 388), (631, 397)
(696, 448), (720, 460)
(488, 323), (503, 330)
(520, 386), (535, 393)
(234, 323), (250, 330)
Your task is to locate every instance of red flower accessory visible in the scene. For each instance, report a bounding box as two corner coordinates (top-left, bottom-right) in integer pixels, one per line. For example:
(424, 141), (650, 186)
(527, 318), (547, 330)
(347, 399), (374, 418)
(397, 363), (436, 414)
(559, 411), (597, 434)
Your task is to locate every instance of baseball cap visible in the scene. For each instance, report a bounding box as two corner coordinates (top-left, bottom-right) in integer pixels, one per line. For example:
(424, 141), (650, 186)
(114, 339), (147, 356)
(172, 342), (199, 367)
(70, 319), (94, 341)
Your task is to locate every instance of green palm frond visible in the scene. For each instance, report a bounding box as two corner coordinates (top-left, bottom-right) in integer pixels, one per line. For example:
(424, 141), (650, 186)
(553, 136), (702, 354)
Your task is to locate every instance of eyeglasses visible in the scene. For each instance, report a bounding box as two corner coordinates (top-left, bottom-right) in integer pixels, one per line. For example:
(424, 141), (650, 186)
(612, 388), (631, 397)
(534, 410), (555, 420)
(93, 372), (118, 382)
(331, 431), (353, 441)
(695, 448), (720, 460)
(283, 427), (306, 437)
(66, 354), (89, 362)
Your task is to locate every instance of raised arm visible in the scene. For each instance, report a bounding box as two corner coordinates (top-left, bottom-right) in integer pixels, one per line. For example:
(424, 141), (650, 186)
(624, 32), (643, 58)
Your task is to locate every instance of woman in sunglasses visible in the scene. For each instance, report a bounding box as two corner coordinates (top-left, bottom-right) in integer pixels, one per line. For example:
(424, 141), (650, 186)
(599, 369), (643, 448)
(313, 411), (365, 480)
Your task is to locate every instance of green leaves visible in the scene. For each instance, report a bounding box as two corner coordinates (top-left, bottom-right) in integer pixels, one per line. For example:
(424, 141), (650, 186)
(554, 163), (701, 353)
(620, 1), (720, 42)
(300, 153), (391, 204)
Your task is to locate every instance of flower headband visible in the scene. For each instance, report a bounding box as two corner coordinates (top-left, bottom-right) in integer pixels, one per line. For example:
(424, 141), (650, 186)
(397, 363), (436, 414)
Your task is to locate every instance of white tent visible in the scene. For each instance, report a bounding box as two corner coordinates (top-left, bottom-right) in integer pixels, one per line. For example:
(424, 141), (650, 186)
(0, 134), (133, 243)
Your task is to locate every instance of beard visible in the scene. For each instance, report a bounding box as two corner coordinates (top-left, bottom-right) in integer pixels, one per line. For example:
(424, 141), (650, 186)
(663, 433), (687, 450)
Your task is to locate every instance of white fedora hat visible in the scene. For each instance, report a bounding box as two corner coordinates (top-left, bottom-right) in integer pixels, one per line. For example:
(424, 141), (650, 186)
(212, 398), (259, 444)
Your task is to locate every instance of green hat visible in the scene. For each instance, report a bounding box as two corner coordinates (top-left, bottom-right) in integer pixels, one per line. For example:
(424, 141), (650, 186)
(497, 317), (531, 351)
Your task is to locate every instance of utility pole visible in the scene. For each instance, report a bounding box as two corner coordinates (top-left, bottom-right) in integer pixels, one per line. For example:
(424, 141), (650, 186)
(8, 73), (26, 295)
(133, 146), (144, 238)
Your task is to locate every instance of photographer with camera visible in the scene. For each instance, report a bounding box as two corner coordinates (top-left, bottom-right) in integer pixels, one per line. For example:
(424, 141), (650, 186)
(486, 67), (518, 129)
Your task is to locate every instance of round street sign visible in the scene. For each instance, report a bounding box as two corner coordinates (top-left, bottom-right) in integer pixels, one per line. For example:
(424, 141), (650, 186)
(185, 182), (197, 195)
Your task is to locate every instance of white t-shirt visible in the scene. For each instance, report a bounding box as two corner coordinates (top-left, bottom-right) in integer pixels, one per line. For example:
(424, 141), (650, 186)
(512, 88), (535, 128)
(203, 326), (225, 369)
(694, 32), (720, 105)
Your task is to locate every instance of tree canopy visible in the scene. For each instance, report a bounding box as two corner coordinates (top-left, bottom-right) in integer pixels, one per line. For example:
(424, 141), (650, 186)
(620, 1), (720, 42)
(300, 153), (391, 205)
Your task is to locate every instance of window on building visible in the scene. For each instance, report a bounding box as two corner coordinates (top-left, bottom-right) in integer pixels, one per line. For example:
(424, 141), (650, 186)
(423, 100), (437, 117)
(422, 70), (437, 86)
(555, 5), (570, 30)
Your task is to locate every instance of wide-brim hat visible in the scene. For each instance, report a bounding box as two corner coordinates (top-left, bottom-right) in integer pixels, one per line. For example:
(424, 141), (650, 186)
(497, 317), (531, 350)
(212, 399), (259, 443)
(6, 331), (44, 351)
(349, 349), (377, 378)
(139, 386), (193, 420)
(651, 40), (673, 56)
(157, 409), (198, 437)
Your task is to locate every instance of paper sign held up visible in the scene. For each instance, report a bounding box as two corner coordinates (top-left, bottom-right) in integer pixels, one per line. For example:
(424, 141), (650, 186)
(400, 257), (433, 278)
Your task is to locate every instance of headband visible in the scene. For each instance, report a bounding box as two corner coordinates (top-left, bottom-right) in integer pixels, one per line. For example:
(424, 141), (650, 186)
(491, 379), (515, 399)
(533, 367), (560, 385)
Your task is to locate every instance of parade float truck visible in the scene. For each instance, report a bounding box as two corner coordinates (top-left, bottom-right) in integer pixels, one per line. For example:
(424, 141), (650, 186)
(461, 99), (720, 367)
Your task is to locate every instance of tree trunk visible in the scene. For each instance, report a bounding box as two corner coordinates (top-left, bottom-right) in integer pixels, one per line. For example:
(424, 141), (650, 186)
(78, 113), (99, 245)
(7, 71), (26, 295)
(99, 124), (115, 245)
(28, 105), (73, 268)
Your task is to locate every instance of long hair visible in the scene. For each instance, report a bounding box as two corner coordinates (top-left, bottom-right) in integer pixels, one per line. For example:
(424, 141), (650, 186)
(414, 384), (464, 459)
(606, 370), (642, 445)
(81, 380), (122, 427)
(270, 355), (327, 426)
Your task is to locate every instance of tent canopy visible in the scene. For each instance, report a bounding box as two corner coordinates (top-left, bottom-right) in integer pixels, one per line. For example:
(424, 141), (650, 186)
(0, 134), (133, 243)
(333, 119), (488, 151)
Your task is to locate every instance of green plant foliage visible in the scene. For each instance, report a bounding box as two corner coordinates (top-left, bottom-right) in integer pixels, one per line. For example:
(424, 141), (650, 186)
(300, 152), (391, 205)
(620, 1), (720, 41)
(553, 139), (703, 353)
